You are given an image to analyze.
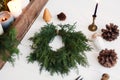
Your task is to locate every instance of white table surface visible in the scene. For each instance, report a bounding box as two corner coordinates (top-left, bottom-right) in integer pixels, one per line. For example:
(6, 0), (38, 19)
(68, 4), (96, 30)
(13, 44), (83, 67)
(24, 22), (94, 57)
(1, 0), (120, 80)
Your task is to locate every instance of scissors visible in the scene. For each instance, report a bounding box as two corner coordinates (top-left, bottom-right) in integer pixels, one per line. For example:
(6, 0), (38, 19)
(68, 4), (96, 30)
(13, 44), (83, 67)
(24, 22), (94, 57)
(75, 75), (84, 80)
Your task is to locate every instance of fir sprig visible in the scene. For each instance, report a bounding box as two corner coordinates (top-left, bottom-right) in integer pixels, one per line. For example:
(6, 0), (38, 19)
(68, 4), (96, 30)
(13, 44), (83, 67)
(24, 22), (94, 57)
(27, 23), (91, 75)
(0, 27), (19, 64)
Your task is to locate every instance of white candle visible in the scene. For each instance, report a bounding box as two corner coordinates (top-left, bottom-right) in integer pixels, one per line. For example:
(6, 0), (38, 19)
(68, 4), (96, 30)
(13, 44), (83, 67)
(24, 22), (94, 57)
(92, 33), (105, 51)
(12, 0), (22, 8)
(21, 0), (30, 9)
(0, 23), (4, 35)
(7, 1), (22, 18)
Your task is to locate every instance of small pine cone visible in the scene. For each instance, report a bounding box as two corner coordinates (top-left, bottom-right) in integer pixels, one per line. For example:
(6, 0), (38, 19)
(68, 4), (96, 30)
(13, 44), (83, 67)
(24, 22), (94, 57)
(101, 23), (119, 41)
(98, 49), (118, 68)
(57, 12), (66, 21)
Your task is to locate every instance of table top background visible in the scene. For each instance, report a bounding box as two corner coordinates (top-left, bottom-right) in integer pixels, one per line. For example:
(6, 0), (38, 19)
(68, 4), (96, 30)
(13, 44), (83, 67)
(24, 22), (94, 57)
(1, 0), (120, 80)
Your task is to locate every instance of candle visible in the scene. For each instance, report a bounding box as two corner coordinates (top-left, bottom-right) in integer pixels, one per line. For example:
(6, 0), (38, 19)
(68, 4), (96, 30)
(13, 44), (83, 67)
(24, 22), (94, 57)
(92, 33), (105, 51)
(21, 0), (30, 9)
(0, 11), (14, 29)
(0, 23), (4, 35)
(7, 1), (22, 18)
(93, 1), (98, 17)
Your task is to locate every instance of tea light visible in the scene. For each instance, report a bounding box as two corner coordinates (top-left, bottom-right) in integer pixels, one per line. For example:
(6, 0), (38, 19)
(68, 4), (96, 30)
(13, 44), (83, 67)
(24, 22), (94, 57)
(7, 0), (22, 18)
(0, 11), (14, 29)
(92, 33), (105, 51)
(0, 23), (4, 35)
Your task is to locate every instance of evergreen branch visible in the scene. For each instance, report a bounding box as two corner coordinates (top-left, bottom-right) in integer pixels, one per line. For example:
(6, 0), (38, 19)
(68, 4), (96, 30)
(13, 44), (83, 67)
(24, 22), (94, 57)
(0, 27), (19, 64)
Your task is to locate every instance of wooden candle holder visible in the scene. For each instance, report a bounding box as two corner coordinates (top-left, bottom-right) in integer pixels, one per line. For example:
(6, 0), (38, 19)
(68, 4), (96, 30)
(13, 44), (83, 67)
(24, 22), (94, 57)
(0, 0), (48, 69)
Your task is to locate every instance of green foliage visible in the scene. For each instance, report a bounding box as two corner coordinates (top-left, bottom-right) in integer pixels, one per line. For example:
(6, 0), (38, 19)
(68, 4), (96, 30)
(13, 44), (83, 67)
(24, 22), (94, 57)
(27, 23), (91, 75)
(0, 0), (10, 11)
(0, 27), (19, 64)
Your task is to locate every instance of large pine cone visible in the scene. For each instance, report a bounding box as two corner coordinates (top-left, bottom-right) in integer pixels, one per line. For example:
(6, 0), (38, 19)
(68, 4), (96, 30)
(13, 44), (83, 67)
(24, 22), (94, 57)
(98, 49), (118, 68)
(101, 23), (119, 41)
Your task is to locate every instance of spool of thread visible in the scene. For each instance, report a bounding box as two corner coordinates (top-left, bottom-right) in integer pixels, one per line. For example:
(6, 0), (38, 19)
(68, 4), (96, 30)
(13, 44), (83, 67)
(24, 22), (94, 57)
(92, 33), (105, 51)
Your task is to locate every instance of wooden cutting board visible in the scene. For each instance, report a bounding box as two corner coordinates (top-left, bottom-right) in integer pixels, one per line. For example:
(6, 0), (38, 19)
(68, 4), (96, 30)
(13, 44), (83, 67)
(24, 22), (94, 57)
(0, 0), (48, 69)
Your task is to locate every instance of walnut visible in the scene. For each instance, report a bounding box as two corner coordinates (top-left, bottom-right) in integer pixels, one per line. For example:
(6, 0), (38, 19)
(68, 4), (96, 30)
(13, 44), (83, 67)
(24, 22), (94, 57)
(98, 49), (118, 68)
(101, 23), (119, 41)
(101, 73), (110, 80)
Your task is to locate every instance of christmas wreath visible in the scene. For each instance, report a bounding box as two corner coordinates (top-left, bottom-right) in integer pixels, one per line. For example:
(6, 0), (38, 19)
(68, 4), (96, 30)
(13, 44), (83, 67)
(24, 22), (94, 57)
(27, 23), (91, 75)
(0, 27), (19, 64)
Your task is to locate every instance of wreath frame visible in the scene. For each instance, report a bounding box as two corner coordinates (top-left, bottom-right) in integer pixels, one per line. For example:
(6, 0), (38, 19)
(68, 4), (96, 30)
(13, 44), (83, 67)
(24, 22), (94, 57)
(28, 23), (91, 75)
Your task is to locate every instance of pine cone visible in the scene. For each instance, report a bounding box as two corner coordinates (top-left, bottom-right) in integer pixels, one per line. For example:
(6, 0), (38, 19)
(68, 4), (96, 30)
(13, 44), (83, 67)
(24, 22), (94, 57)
(101, 23), (119, 41)
(98, 49), (118, 68)
(57, 12), (66, 21)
